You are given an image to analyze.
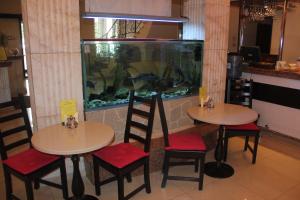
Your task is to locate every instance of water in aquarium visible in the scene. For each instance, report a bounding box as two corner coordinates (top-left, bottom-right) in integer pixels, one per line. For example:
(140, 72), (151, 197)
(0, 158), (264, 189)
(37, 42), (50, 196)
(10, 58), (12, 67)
(81, 39), (204, 110)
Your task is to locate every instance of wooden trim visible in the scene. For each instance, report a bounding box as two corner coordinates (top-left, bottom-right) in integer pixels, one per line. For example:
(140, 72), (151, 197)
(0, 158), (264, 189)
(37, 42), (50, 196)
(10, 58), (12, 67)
(0, 13), (22, 20)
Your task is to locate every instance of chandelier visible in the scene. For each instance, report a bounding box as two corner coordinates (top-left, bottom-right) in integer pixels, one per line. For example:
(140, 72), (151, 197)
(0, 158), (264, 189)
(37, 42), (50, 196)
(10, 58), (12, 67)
(243, 0), (283, 21)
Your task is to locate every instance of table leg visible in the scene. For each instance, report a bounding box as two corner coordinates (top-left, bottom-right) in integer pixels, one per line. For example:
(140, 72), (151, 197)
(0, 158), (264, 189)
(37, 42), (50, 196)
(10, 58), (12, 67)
(70, 155), (98, 200)
(204, 125), (234, 178)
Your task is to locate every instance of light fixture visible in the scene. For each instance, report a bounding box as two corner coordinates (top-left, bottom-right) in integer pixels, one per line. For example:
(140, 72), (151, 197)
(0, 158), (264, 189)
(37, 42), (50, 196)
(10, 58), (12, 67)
(82, 12), (189, 23)
(243, 0), (282, 21)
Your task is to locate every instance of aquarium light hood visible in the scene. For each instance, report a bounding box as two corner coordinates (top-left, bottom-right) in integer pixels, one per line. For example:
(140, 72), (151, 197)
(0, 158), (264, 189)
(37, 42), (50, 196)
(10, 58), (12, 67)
(82, 12), (189, 23)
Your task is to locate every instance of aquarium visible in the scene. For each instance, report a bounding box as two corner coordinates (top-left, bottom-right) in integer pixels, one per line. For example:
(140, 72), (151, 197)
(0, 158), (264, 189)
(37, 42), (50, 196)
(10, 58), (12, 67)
(82, 39), (204, 110)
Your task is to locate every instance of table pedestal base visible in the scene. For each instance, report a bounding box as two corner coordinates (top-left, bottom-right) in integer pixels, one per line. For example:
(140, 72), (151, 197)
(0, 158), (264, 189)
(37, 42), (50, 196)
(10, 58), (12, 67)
(204, 162), (234, 178)
(70, 155), (98, 200)
(69, 195), (98, 200)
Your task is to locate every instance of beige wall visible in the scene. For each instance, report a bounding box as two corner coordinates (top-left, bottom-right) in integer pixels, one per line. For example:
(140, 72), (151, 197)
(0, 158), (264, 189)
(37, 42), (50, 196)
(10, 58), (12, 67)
(80, 0), (180, 40)
(270, 15), (281, 55)
(80, 18), (95, 39)
(183, 0), (205, 40)
(85, 0), (172, 17)
(22, 0), (83, 130)
(184, 0), (230, 103)
(283, 3), (300, 62)
(270, 3), (300, 61)
(203, 0), (230, 103)
(80, 19), (179, 40)
(137, 22), (179, 39)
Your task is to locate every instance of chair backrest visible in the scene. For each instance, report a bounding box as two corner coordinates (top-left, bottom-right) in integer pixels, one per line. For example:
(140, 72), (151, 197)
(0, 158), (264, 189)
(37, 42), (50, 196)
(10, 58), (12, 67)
(0, 96), (32, 160)
(226, 78), (253, 108)
(124, 91), (156, 152)
(156, 93), (170, 147)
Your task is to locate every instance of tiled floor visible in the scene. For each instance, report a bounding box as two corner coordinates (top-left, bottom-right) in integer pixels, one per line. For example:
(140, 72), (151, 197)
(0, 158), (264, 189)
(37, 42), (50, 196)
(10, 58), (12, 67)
(1, 136), (300, 200)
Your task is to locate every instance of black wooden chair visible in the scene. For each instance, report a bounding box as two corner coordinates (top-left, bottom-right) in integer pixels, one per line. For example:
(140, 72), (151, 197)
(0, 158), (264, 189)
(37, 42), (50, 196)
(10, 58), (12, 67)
(224, 79), (260, 164)
(0, 96), (68, 200)
(157, 94), (207, 190)
(93, 91), (156, 200)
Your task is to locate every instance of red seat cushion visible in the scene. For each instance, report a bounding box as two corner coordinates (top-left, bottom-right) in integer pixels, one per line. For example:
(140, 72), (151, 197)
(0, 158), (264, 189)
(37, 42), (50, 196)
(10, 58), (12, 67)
(2, 148), (60, 175)
(93, 143), (148, 169)
(225, 123), (259, 131)
(166, 132), (207, 151)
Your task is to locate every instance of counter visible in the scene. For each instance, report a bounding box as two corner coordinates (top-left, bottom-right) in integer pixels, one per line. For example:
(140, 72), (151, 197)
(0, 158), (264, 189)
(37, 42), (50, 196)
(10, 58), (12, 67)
(243, 66), (300, 80)
(242, 69), (300, 140)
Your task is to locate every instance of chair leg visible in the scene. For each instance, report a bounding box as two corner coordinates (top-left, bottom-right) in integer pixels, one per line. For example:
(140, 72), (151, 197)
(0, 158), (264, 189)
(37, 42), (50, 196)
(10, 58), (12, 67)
(224, 134), (229, 162)
(244, 136), (249, 151)
(194, 158), (199, 172)
(60, 160), (69, 199)
(252, 134), (260, 164)
(33, 180), (40, 190)
(93, 158), (101, 196)
(117, 175), (124, 200)
(25, 179), (34, 200)
(161, 153), (166, 174)
(3, 166), (13, 200)
(144, 158), (151, 193)
(161, 153), (169, 188)
(125, 173), (132, 183)
(198, 154), (205, 191)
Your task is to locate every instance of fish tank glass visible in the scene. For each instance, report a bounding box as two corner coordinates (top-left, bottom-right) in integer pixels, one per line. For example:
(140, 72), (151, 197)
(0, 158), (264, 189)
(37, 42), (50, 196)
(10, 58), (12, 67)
(82, 39), (204, 110)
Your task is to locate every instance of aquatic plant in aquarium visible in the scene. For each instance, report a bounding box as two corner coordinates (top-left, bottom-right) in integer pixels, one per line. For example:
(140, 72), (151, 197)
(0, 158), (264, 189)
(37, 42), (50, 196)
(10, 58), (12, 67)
(82, 39), (204, 110)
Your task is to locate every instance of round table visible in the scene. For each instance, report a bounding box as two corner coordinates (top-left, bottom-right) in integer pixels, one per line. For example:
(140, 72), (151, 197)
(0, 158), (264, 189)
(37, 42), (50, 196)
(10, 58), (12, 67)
(187, 103), (258, 178)
(31, 121), (115, 200)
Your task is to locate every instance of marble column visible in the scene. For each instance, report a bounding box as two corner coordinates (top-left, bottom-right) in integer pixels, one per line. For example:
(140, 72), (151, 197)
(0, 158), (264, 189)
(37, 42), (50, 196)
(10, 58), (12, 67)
(183, 0), (230, 103)
(22, 0), (83, 129)
(183, 0), (205, 40)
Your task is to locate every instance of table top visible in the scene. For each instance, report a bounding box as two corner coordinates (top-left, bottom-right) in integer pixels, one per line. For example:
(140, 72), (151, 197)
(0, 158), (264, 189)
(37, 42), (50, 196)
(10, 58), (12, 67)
(187, 103), (258, 126)
(31, 121), (115, 155)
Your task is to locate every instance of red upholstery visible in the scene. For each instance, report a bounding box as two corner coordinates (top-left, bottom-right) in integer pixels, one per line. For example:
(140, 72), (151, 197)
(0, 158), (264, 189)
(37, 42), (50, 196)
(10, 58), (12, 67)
(93, 143), (148, 169)
(225, 123), (259, 131)
(166, 132), (207, 151)
(2, 148), (60, 175)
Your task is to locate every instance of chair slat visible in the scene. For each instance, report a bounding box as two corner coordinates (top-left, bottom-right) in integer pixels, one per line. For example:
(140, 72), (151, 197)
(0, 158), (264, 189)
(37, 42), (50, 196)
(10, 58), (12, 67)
(0, 101), (15, 109)
(0, 112), (23, 123)
(132, 108), (150, 118)
(130, 121), (148, 131)
(5, 138), (29, 152)
(2, 125), (27, 137)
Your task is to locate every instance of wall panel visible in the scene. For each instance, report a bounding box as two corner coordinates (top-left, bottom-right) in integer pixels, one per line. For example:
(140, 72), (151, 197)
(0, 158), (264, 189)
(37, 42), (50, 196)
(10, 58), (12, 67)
(85, 0), (172, 17)
(22, 0), (83, 129)
(203, 0), (230, 103)
(184, 0), (230, 103)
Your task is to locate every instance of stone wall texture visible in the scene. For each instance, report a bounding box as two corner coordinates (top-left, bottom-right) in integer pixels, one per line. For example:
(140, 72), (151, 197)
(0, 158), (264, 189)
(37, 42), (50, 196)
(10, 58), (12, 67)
(85, 96), (198, 143)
